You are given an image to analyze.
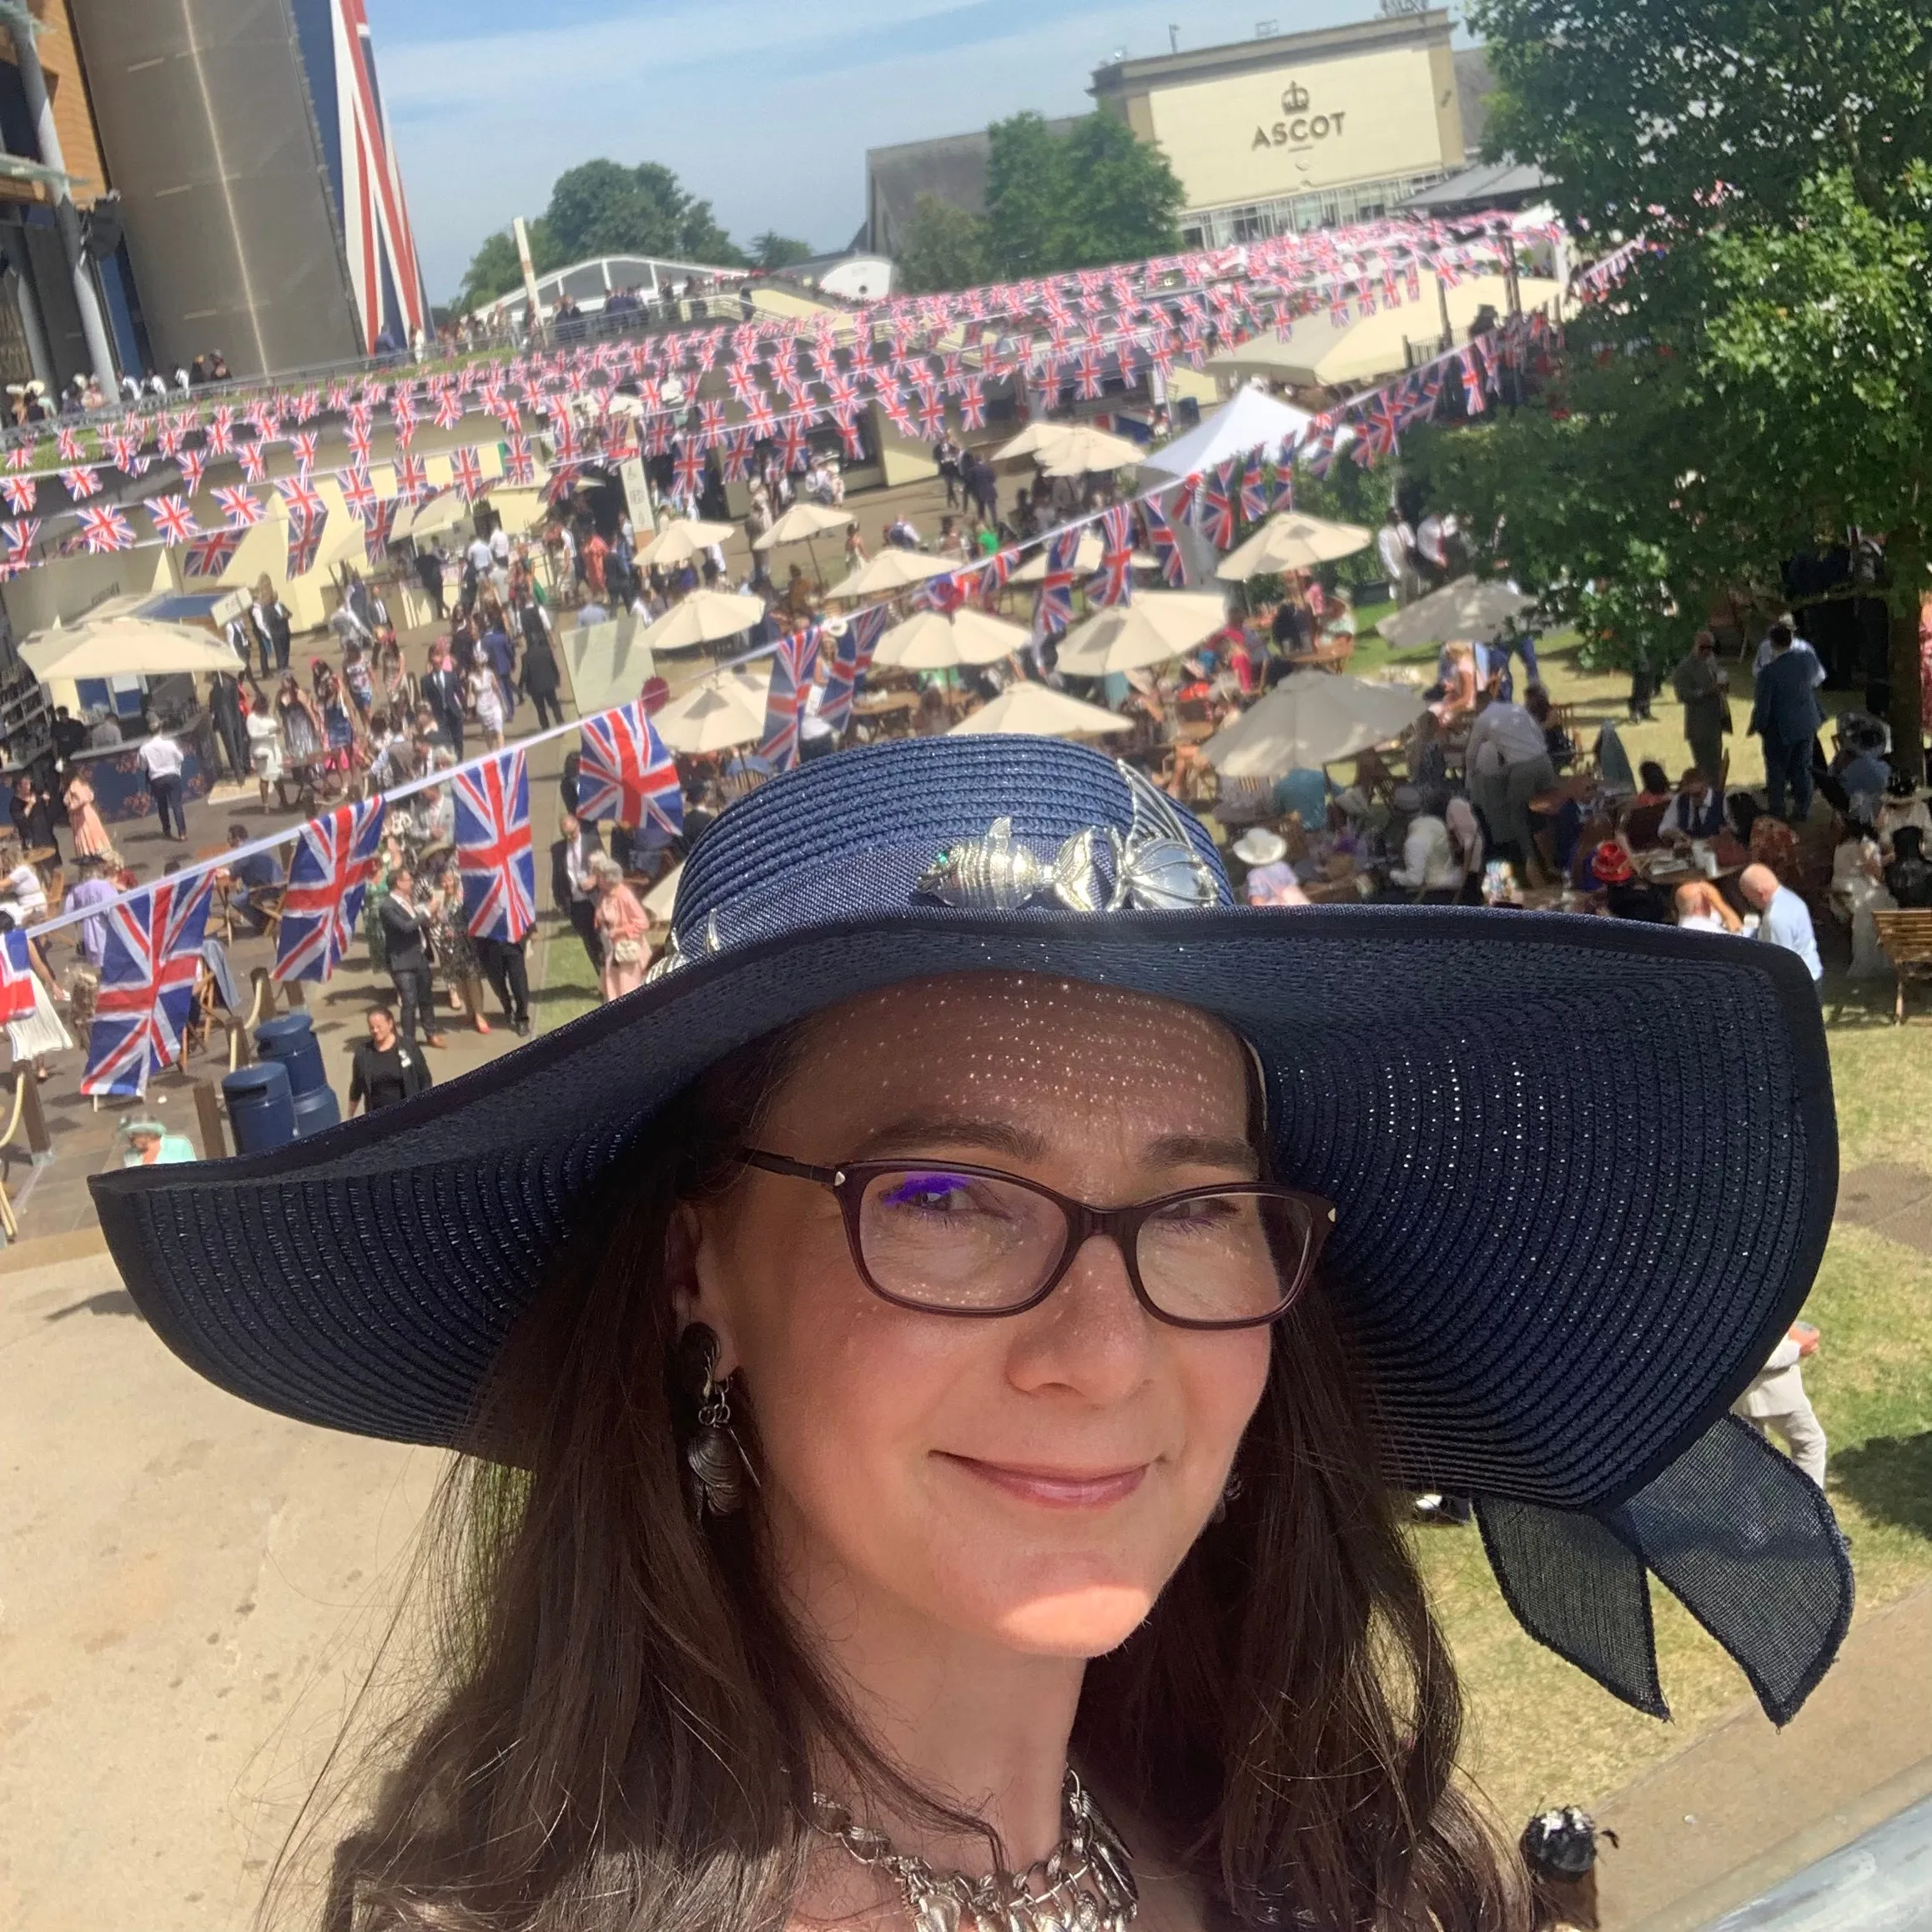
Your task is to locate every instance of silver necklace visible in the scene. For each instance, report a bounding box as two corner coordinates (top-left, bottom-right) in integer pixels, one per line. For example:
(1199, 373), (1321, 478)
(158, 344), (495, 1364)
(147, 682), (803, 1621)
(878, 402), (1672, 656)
(809, 1768), (1139, 1932)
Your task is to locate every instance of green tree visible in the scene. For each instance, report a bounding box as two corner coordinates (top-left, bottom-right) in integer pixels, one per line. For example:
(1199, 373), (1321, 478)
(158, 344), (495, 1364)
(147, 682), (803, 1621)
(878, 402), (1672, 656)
(984, 112), (1183, 280)
(896, 194), (994, 294)
(457, 223), (560, 311)
(1457, 0), (1932, 772)
(750, 231), (815, 271)
(542, 159), (748, 268)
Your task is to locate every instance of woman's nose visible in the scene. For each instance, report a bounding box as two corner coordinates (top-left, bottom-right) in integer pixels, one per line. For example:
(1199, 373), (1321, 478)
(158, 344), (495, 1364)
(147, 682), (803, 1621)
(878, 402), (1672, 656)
(1005, 1231), (1154, 1402)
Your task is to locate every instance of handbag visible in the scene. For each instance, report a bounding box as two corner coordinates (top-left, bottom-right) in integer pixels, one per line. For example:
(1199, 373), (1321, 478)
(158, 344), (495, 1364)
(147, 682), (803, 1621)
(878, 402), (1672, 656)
(611, 936), (641, 967)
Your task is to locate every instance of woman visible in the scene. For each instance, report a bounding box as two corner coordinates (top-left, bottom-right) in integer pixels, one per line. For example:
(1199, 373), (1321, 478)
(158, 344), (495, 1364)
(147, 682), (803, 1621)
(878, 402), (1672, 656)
(62, 767), (110, 863)
(251, 576), (292, 676)
(1431, 640), (1479, 726)
(468, 659), (507, 753)
(425, 859), (491, 1035)
(312, 659), (359, 799)
(2, 909), (71, 1084)
(517, 594), (564, 730)
(275, 675), (325, 806)
(1674, 878), (1744, 933)
(375, 635), (411, 720)
(1830, 823), (1895, 976)
(94, 741), (1849, 1932)
(1587, 839), (1672, 923)
(590, 851), (649, 1000)
(246, 679), (289, 810)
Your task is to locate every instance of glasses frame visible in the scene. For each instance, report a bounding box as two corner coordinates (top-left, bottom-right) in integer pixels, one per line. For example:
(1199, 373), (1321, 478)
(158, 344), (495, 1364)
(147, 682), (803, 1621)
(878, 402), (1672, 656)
(737, 1148), (1333, 1331)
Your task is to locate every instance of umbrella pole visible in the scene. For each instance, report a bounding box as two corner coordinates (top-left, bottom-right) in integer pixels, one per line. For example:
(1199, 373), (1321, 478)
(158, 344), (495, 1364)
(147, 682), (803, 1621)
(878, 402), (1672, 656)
(808, 536), (825, 592)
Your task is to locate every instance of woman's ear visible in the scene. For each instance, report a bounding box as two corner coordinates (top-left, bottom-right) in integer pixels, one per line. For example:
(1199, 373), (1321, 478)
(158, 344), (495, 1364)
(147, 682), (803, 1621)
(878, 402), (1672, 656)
(669, 1201), (742, 1377)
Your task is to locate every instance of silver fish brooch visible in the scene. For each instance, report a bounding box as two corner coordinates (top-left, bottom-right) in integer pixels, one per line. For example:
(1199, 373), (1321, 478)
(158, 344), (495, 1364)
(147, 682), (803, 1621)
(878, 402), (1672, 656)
(918, 818), (1106, 913)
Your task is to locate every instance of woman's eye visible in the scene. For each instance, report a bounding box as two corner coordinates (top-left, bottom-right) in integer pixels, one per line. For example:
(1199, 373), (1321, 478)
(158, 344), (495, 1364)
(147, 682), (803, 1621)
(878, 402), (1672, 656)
(881, 1173), (980, 1213)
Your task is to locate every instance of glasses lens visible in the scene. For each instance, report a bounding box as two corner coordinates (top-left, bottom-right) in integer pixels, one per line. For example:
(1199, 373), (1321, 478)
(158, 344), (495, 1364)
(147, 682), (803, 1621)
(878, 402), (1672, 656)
(858, 1167), (1067, 1311)
(1135, 1190), (1312, 1325)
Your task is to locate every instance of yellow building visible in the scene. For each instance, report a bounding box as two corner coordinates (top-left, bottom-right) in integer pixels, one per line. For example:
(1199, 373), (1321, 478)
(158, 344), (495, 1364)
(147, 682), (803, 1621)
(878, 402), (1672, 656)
(1089, 11), (1483, 249)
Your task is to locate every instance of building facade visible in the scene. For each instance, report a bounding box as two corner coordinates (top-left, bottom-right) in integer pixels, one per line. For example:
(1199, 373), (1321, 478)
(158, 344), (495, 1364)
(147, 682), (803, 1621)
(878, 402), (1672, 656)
(1089, 12), (1472, 249)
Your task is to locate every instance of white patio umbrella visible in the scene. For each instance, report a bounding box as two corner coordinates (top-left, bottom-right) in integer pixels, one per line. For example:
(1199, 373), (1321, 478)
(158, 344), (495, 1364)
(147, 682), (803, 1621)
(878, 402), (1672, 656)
(873, 607), (1032, 670)
(644, 862), (684, 922)
(823, 549), (954, 599)
(23, 616), (244, 683)
(1201, 672), (1422, 779)
(949, 686), (1133, 738)
(1034, 425), (1148, 476)
(1375, 576), (1537, 649)
(638, 590), (767, 654)
(1007, 531), (1159, 583)
(650, 665), (772, 753)
(1217, 513), (1373, 582)
(1055, 593), (1230, 677)
(994, 420), (1073, 461)
(751, 502), (853, 551)
(637, 516), (737, 570)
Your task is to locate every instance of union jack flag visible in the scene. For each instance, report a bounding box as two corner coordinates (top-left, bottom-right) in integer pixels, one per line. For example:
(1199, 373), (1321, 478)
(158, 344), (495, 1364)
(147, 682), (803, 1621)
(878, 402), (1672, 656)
(742, 390), (777, 440)
(1, 474), (35, 514)
(450, 445), (485, 500)
(3, 518), (40, 566)
(777, 416), (811, 471)
(578, 701), (683, 839)
(1459, 345), (1489, 415)
(340, 465), (379, 522)
(1089, 504), (1135, 607)
(216, 486), (265, 529)
(61, 466), (102, 501)
(286, 505), (329, 577)
(1364, 392), (1403, 463)
(1168, 470), (1201, 523)
(671, 438), (707, 505)
(914, 383), (947, 440)
(291, 430), (319, 475)
(205, 410), (234, 455)
(1239, 458), (1267, 523)
(455, 749), (537, 943)
(79, 504), (135, 554)
(758, 624), (823, 771)
(697, 398), (727, 446)
(178, 448), (208, 493)
(1074, 351), (1104, 401)
(362, 496), (400, 566)
(238, 440), (269, 483)
(503, 434), (536, 485)
(277, 475), (327, 522)
(819, 606), (888, 732)
(0, 927), (38, 1024)
(184, 527), (244, 579)
(720, 428), (755, 484)
(145, 495), (200, 546)
(1034, 527), (1082, 636)
(55, 425), (84, 462)
(1270, 461), (1296, 516)
(433, 390), (465, 431)
(81, 873), (217, 1099)
(958, 378), (986, 431)
(347, 419), (375, 466)
(1195, 470), (1236, 550)
(875, 382), (914, 436)
(274, 798), (387, 984)
(395, 453), (430, 504)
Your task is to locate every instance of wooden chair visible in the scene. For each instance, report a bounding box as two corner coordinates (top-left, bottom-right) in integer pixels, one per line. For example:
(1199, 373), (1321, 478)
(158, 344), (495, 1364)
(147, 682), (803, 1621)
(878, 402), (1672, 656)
(1873, 910), (1932, 1023)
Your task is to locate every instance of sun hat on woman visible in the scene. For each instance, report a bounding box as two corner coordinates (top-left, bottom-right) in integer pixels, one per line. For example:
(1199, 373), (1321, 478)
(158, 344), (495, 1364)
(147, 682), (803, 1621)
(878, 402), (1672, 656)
(1230, 827), (1288, 868)
(92, 734), (1845, 1929)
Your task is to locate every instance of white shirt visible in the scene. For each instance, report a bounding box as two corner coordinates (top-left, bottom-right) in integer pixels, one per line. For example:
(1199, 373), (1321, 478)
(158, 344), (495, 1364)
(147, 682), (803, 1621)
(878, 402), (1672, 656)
(1389, 815), (1462, 892)
(466, 536), (493, 574)
(8, 861), (45, 918)
(138, 735), (184, 781)
(1416, 514), (1446, 567)
(490, 527), (511, 563)
(1464, 701), (1547, 776)
(564, 833), (598, 902)
(1753, 632), (1825, 688)
(1376, 525), (1410, 577)
(1755, 884), (1824, 981)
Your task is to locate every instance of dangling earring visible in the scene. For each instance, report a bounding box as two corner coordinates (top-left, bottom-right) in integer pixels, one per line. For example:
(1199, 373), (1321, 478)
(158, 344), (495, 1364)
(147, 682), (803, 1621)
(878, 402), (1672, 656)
(1211, 1472), (1245, 1525)
(681, 1323), (747, 1520)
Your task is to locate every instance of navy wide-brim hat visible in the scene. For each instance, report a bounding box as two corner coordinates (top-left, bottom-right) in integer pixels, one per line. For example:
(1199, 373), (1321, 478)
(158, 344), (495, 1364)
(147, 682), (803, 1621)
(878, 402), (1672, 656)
(93, 737), (1849, 1725)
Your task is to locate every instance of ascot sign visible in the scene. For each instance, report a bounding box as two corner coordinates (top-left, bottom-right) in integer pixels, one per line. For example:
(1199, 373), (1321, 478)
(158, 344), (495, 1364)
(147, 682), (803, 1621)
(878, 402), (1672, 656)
(1251, 80), (1347, 151)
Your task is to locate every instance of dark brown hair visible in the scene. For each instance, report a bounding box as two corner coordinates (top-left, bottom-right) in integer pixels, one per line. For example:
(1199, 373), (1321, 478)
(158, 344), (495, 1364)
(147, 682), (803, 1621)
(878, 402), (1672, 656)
(304, 1031), (1529, 1932)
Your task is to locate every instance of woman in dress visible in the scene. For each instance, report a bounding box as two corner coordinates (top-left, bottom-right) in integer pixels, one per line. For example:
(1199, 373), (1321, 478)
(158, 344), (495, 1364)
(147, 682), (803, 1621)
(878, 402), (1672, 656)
(590, 851), (648, 1001)
(245, 679), (289, 810)
(312, 659), (360, 800)
(375, 636), (412, 721)
(1431, 639), (1480, 726)
(62, 767), (110, 863)
(274, 673), (325, 808)
(0, 863), (72, 1083)
(96, 739), (1852, 1932)
(424, 856), (491, 1036)
(467, 660), (506, 752)
(1829, 823), (1894, 976)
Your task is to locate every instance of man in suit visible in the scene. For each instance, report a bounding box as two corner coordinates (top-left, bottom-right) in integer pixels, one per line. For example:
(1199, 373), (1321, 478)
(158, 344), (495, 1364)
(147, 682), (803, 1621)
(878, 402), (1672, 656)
(377, 869), (444, 1049)
(1749, 621), (1825, 823)
(551, 813), (605, 974)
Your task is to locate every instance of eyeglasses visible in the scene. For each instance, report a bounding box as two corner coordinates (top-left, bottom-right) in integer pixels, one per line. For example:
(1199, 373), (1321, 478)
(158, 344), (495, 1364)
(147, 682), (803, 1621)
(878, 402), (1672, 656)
(737, 1150), (1334, 1331)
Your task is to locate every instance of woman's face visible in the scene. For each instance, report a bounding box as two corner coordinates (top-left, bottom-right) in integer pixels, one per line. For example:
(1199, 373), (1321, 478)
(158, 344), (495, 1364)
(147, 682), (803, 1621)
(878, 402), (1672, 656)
(683, 973), (1275, 1661)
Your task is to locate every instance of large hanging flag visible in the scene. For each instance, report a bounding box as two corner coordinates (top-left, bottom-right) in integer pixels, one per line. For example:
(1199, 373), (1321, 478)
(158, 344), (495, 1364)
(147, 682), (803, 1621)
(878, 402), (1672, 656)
(578, 701), (683, 839)
(81, 873), (217, 1099)
(759, 624), (823, 771)
(819, 606), (888, 732)
(455, 748), (537, 943)
(274, 798), (387, 984)
(0, 928), (38, 1024)
(1089, 504), (1135, 607)
(1034, 527), (1082, 636)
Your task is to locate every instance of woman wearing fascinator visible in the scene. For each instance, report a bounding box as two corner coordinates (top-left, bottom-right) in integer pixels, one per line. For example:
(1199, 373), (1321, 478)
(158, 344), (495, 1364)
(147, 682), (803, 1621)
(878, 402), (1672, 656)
(95, 737), (1847, 1932)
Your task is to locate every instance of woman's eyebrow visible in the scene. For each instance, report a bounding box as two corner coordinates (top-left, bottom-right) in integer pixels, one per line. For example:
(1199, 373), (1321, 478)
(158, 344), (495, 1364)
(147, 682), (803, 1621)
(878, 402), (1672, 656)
(846, 1116), (1047, 1162)
(1147, 1133), (1260, 1172)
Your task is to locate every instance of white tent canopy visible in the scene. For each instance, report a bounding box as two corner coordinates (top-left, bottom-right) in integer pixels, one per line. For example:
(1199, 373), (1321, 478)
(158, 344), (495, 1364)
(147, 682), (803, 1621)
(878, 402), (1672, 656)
(22, 616), (244, 684)
(1201, 672), (1421, 779)
(1139, 387), (1313, 484)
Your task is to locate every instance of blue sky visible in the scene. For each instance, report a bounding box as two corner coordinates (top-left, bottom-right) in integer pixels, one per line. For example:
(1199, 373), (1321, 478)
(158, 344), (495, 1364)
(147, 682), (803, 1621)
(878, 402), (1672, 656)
(364, 0), (1378, 302)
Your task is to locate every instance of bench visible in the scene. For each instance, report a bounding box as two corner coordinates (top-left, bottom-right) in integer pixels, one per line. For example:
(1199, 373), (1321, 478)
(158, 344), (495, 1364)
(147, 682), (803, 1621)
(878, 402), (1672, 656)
(1873, 909), (1932, 1023)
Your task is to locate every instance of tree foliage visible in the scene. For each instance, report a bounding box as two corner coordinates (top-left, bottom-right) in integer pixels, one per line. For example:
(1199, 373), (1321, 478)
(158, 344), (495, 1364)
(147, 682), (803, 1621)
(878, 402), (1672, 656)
(983, 112), (1184, 280)
(750, 231), (815, 271)
(1439, 0), (1932, 770)
(897, 194), (994, 294)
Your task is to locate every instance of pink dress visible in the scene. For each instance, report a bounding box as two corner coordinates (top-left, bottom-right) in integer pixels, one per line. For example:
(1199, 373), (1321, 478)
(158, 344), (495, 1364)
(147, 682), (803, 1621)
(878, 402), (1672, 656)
(63, 778), (110, 859)
(596, 885), (651, 1003)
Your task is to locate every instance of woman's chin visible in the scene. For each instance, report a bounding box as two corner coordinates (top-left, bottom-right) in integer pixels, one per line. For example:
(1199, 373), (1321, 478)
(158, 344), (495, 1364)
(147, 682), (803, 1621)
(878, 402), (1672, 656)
(985, 1582), (1160, 1656)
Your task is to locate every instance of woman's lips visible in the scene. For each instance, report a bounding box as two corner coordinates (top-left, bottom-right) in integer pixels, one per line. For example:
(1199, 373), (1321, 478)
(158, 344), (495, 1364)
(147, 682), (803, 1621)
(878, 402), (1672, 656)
(938, 1454), (1149, 1508)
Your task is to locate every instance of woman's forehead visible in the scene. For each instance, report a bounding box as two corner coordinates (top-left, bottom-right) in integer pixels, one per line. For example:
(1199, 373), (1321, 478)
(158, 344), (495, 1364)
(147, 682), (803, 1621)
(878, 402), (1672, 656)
(772, 974), (1249, 1135)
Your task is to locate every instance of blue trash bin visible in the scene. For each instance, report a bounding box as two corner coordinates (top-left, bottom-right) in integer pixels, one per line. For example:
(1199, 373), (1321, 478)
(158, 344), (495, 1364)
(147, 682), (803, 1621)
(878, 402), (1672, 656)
(255, 1014), (328, 1095)
(289, 1080), (342, 1139)
(223, 1061), (296, 1155)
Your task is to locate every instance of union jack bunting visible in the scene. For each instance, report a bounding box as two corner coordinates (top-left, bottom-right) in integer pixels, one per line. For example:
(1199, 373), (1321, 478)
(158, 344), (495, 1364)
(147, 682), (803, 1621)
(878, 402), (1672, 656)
(1270, 461), (1296, 516)
(277, 475), (328, 522)
(55, 425), (83, 463)
(1364, 392), (1403, 462)
(395, 453), (430, 504)
(450, 445), (485, 500)
(274, 798), (387, 984)
(286, 505), (329, 577)
(720, 429), (754, 484)
(215, 486), (265, 529)
(455, 749), (538, 943)
(672, 438), (707, 503)
(819, 606), (888, 732)
(340, 465), (379, 522)
(432, 390), (465, 431)
(347, 420), (375, 466)
(758, 624), (823, 771)
(61, 466), (102, 501)
(1459, 345), (1489, 415)
(1034, 527), (1082, 636)
(3, 516), (41, 566)
(239, 440), (269, 483)
(0, 927), (37, 1025)
(1074, 351), (1104, 401)
(578, 701), (683, 838)
(1142, 498), (1185, 587)
(178, 448), (209, 492)
(742, 390), (777, 440)
(875, 384), (914, 436)
(1089, 505), (1135, 607)
(1, 474), (35, 514)
(145, 495), (200, 546)
(697, 397), (728, 445)
(503, 434), (536, 486)
(81, 873), (217, 1099)
(292, 430), (320, 475)
(205, 410), (234, 454)
(1239, 457), (1267, 522)
(915, 383), (947, 440)
(1195, 470), (1236, 550)
(184, 527), (245, 579)
(78, 504), (135, 554)
(1168, 470), (1201, 522)
(362, 496), (400, 566)
(958, 378), (987, 431)
(777, 417), (811, 472)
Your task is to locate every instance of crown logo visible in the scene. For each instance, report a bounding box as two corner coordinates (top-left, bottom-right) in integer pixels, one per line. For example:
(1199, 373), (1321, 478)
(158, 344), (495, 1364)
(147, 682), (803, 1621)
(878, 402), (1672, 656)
(1281, 81), (1311, 112)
